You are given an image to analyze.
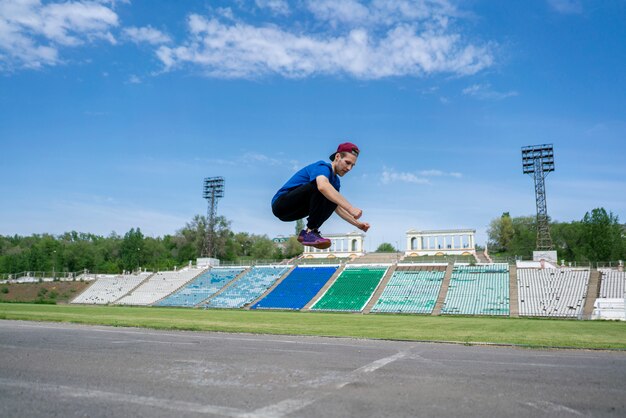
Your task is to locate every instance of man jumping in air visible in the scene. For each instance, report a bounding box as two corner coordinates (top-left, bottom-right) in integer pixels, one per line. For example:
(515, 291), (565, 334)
(271, 142), (370, 249)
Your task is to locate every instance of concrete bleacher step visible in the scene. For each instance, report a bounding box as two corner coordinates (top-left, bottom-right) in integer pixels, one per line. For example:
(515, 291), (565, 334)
(244, 265), (296, 310)
(362, 265), (397, 314)
(197, 266), (252, 307)
(70, 278), (98, 303)
(301, 265), (346, 311)
(431, 262), (454, 316)
(110, 273), (155, 304)
(582, 269), (601, 319)
(475, 251), (489, 263)
(509, 265), (519, 318)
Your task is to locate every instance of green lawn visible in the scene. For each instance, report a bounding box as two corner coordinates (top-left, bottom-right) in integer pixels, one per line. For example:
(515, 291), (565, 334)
(1, 303), (624, 350)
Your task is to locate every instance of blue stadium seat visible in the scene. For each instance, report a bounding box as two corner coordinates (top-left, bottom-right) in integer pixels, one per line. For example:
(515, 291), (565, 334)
(251, 266), (338, 310)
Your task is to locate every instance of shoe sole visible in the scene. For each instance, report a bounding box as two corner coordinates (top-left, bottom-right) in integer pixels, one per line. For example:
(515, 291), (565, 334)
(302, 240), (332, 250)
(313, 241), (332, 250)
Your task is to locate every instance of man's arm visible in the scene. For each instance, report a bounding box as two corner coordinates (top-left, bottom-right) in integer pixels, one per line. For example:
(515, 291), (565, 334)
(315, 175), (362, 219)
(335, 206), (370, 232)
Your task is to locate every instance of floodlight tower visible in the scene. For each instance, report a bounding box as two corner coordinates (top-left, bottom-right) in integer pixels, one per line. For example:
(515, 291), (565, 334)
(522, 144), (555, 251)
(201, 177), (225, 258)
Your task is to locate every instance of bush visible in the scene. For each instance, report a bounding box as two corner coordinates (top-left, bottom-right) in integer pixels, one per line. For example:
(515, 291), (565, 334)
(34, 298), (56, 305)
(1, 287), (8, 294)
(37, 288), (48, 297)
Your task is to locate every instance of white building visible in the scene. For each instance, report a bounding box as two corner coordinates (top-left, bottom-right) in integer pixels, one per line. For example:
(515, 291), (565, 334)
(405, 229), (476, 257)
(302, 231), (366, 259)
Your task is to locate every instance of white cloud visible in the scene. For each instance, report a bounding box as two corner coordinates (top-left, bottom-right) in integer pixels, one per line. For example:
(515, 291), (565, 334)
(379, 166), (462, 186)
(547, 0), (583, 14)
(306, 0), (455, 27)
(216, 7), (235, 21)
(123, 26), (171, 45)
(155, 8), (493, 79)
(419, 169), (463, 178)
(127, 74), (141, 84)
(306, 0), (369, 25)
(255, 0), (290, 16)
(462, 83), (518, 100)
(0, 0), (119, 70)
(194, 152), (300, 171)
(381, 167), (430, 185)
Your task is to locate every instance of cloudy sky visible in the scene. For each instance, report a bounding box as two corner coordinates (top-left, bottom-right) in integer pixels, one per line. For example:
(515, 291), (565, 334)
(1, 0), (625, 251)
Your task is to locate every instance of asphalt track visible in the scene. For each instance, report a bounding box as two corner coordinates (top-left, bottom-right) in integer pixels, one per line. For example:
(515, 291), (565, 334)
(0, 321), (625, 417)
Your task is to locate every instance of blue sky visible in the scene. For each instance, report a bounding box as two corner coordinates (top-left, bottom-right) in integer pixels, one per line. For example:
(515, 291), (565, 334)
(1, 0), (625, 251)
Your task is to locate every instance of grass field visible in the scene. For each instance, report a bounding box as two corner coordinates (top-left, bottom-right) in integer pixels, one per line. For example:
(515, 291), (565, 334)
(1, 303), (625, 350)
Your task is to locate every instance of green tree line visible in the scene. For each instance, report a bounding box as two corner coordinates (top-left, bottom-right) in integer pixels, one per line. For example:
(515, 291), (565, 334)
(0, 215), (303, 274)
(487, 207), (626, 262)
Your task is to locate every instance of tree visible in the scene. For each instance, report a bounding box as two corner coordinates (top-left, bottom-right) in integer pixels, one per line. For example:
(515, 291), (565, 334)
(508, 216), (536, 257)
(120, 228), (145, 271)
(249, 235), (277, 260)
(376, 243), (396, 252)
(487, 212), (515, 253)
(551, 221), (584, 261)
(295, 219), (304, 236)
(580, 208), (624, 262)
(284, 236), (304, 258)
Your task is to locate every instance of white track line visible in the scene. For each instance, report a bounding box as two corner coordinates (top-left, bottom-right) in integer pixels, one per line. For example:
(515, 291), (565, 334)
(353, 351), (407, 373)
(521, 400), (586, 416)
(245, 350), (412, 417)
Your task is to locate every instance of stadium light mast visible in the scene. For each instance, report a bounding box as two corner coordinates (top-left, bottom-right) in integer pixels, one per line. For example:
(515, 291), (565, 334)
(201, 177), (225, 258)
(522, 144), (555, 251)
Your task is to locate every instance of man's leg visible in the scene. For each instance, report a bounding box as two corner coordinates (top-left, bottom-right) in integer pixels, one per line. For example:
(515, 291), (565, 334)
(272, 182), (316, 222)
(302, 188), (336, 249)
(307, 187), (337, 231)
(272, 182), (336, 249)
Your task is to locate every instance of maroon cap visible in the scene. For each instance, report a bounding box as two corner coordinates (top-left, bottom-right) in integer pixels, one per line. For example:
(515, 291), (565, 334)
(329, 142), (360, 161)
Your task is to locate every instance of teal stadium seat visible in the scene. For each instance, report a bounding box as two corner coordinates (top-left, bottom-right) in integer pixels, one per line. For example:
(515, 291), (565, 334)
(311, 267), (387, 312)
(371, 268), (444, 314)
(441, 264), (509, 316)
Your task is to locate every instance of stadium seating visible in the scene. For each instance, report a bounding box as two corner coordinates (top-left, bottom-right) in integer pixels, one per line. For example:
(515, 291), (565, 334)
(203, 266), (291, 309)
(71, 273), (150, 304)
(310, 267), (387, 312)
(441, 264), (509, 316)
(251, 266), (338, 310)
(155, 267), (246, 307)
(517, 268), (589, 318)
(598, 269), (625, 299)
(370, 267), (445, 314)
(591, 298), (625, 320)
(592, 269), (625, 320)
(115, 269), (203, 306)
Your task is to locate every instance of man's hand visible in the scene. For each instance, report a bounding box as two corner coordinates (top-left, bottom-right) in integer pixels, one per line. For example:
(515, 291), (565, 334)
(358, 222), (370, 232)
(349, 207), (362, 219)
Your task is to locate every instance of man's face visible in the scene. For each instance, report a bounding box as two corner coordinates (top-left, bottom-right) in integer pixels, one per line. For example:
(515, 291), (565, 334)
(334, 153), (358, 177)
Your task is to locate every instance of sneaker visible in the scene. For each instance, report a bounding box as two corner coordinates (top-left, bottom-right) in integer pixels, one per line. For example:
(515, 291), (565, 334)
(297, 229), (306, 243)
(301, 229), (332, 250)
